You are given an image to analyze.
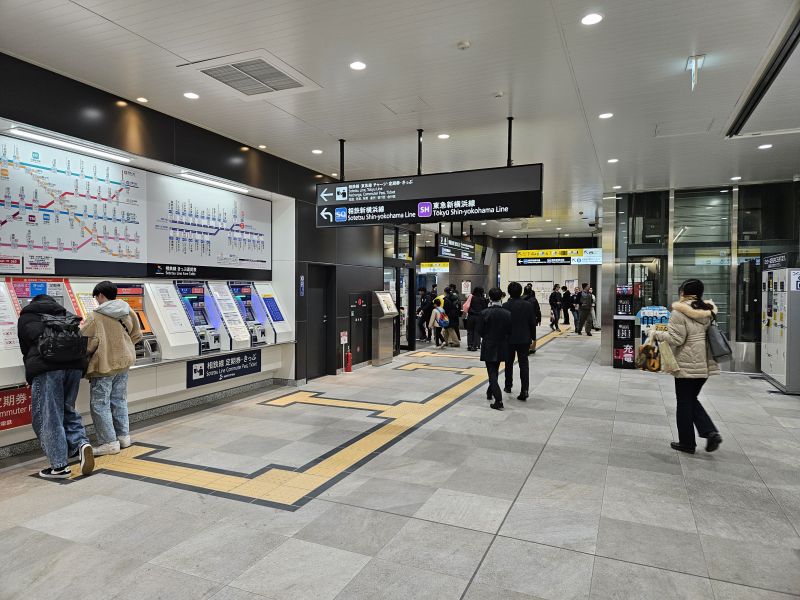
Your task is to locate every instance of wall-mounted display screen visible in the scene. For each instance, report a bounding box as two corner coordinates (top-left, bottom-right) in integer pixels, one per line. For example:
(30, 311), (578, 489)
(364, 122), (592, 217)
(0, 133), (272, 279)
(437, 235), (475, 261)
(516, 248), (602, 265)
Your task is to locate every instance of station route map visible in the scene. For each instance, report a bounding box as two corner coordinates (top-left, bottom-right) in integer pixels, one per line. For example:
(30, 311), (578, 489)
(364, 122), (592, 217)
(0, 135), (146, 262)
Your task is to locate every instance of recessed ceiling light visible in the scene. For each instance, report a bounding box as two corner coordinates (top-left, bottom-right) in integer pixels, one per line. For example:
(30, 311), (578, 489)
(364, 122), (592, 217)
(314, 174), (323, 178)
(115, 100), (127, 107)
(545, 219), (552, 222)
(498, 229), (504, 233)
(607, 158), (619, 164)
(722, 217), (728, 220)
(564, 233), (570, 237)
(758, 144), (773, 150)
(719, 189), (728, 193)
(258, 144), (266, 149)
(350, 61), (366, 70)
(613, 185), (621, 190)
(730, 176), (742, 181)
(581, 13), (603, 25)
(183, 92), (199, 99)
(240, 146), (249, 152)
(331, 172), (338, 177)
(437, 133), (450, 140)
(480, 222), (487, 225)
(312, 149), (323, 154)
(136, 97), (148, 103)
(556, 227), (562, 231)
(512, 235), (517, 239)
(598, 113), (613, 119)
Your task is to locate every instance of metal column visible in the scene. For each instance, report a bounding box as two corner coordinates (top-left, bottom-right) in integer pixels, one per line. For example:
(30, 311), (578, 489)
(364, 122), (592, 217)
(600, 194), (617, 366)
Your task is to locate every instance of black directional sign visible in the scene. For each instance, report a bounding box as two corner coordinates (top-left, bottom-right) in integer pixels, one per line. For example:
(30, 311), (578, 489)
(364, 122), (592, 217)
(316, 164), (542, 227)
(437, 235), (475, 261)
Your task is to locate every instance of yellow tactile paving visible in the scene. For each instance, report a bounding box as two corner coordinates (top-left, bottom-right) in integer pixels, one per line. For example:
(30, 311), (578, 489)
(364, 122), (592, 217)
(68, 329), (568, 507)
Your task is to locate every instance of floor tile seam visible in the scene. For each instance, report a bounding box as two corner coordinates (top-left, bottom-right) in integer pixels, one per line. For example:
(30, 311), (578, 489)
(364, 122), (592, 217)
(458, 343), (598, 600)
(208, 586), (272, 600)
(713, 412), (800, 540)
(590, 344), (624, 599)
(137, 558), (235, 588)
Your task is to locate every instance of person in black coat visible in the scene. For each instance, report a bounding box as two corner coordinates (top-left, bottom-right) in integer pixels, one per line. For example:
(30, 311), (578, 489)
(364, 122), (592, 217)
(466, 287), (488, 351)
(548, 285), (562, 331)
(561, 286), (572, 325)
(503, 282), (538, 400)
(416, 288), (433, 341)
(480, 288), (512, 410)
(445, 286), (462, 343)
(17, 294), (93, 479)
(522, 284), (542, 354)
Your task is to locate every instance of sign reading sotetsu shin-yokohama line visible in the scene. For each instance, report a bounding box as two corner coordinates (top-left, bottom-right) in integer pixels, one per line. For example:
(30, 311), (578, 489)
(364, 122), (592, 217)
(315, 164), (542, 227)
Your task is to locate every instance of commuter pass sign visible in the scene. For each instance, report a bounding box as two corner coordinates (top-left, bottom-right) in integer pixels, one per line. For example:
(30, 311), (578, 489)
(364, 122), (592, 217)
(316, 164), (542, 227)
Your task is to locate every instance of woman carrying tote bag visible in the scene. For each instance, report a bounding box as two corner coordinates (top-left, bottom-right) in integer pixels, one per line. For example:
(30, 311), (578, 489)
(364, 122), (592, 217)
(652, 279), (723, 454)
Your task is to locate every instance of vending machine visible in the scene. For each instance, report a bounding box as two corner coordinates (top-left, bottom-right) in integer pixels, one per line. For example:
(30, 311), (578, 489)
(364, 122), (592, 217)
(143, 282), (197, 360)
(253, 282), (293, 344)
(761, 268), (800, 394)
(175, 282), (223, 354)
(71, 280), (161, 365)
(227, 281), (270, 346)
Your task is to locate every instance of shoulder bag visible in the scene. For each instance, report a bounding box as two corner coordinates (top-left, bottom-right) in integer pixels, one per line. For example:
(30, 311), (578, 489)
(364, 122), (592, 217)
(707, 314), (732, 360)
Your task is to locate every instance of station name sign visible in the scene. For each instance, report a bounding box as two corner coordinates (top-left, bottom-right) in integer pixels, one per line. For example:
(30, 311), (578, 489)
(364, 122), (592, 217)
(437, 235), (475, 262)
(516, 248), (602, 266)
(316, 164), (542, 227)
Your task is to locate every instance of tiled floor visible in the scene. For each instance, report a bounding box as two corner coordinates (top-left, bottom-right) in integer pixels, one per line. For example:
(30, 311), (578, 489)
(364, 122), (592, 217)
(2, 329), (800, 599)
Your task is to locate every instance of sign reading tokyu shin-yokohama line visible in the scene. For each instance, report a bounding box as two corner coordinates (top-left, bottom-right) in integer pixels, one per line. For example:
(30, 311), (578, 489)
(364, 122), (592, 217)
(316, 164), (542, 227)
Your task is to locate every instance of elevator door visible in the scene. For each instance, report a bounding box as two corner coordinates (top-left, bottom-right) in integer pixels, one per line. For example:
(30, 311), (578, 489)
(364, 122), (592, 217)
(306, 265), (333, 380)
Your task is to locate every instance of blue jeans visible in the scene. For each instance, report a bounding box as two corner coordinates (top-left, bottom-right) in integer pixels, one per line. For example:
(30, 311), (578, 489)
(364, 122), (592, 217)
(31, 369), (88, 469)
(89, 371), (130, 445)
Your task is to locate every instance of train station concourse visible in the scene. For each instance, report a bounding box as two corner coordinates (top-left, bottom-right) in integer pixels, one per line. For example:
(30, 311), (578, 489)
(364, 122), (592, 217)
(1, 1), (800, 599)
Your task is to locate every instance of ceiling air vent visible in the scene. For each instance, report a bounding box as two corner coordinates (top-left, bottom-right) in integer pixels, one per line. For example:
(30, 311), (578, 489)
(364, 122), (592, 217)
(186, 49), (320, 101)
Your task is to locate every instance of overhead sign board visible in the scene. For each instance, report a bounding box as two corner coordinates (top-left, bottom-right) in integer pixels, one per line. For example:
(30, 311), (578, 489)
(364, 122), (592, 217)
(419, 262), (449, 274)
(764, 253), (788, 271)
(437, 235), (475, 261)
(516, 248), (602, 266)
(316, 164), (542, 227)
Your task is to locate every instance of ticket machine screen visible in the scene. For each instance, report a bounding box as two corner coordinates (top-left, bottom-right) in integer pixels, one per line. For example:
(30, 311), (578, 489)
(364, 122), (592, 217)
(12, 280), (68, 310)
(193, 310), (209, 327)
(263, 296), (284, 322)
(177, 285), (208, 325)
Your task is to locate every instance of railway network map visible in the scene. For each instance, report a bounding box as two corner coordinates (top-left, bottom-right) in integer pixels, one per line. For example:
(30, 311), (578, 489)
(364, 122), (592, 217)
(0, 135), (146, 262)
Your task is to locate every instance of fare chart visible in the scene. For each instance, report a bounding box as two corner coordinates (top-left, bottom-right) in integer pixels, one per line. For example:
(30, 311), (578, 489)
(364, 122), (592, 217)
(0, 137), (146, 262)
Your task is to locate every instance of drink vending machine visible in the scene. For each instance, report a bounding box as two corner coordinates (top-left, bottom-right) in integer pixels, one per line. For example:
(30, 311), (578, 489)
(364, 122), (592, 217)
(761, 268), (800, 394)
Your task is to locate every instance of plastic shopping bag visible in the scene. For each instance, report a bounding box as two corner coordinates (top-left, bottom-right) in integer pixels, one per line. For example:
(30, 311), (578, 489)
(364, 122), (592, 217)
(658, 341), (679, 373)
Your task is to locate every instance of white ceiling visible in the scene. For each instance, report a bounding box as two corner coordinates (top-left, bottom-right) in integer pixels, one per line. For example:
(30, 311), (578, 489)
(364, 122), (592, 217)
(1, 0), (799, 237)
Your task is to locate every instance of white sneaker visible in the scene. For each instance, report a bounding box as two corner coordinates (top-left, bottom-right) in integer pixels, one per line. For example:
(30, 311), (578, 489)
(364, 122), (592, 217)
(93, 440), (121, 456)
(117, 435), (131, 449)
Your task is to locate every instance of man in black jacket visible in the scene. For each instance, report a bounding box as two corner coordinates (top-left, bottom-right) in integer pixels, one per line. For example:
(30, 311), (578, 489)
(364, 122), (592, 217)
(445, 286), (462, 345)
(480, 288), (512, 410)
(522, 284), (542, 354)
(548, 285), (562, 331)
(416, 288), (432, 341)
(561, 286), (572, 325)
(18, 294), (94, 479)
(503, 282), (538, 400)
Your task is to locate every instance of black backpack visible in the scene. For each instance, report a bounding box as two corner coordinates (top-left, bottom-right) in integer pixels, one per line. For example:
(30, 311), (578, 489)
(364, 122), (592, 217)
(38, 314), (88, 363)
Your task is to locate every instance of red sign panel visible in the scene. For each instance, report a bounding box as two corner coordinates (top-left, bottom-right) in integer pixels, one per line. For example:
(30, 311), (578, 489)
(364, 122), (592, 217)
(0, 385), (32, 431)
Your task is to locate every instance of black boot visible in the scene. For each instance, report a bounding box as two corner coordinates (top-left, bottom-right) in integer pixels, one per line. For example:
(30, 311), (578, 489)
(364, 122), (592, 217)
(489, 402), (504, 411)
(670, 442), (695, 454)
(517, 393), (528, 401)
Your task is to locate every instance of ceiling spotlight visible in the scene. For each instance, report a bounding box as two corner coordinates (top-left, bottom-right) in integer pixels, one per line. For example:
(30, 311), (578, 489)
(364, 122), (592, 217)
(349, 61), (366, 70)
(556, 227), (563, 231)
(581, 13), (603, 25)
(598, 113), (613, 119)
(498, 229), (504, 233)
(607, 158), (619, 164)
(730, 176), (742, 181)
(613, 185), (622, 190)
(331, 172), (338, 177)
(240, 146), (249, 151)
(136, 97), (148, 103)
(758, 144), (773, 150)
(437, 133), (450, 139)
(719, 189), (729, 193)
(545, 219), (552, 222)
(115, 100), (128, 107)
(183, 92), (199, 99)
(564, 233), (571, 237)
(314, 174), (323, 178)
(258, 144), (266, 149)
(312, 149), (323, 154)
(512, 235), (517, 239)
(480, 222), (487, 225)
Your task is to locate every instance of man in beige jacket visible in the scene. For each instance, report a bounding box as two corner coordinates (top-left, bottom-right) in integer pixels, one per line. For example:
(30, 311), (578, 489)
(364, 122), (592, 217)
(81, 281), (142, 455)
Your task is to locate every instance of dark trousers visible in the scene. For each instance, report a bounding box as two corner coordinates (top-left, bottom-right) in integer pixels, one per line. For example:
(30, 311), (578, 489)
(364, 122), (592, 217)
(674, 378), (716, 447)
(434, 328), (444, 346)
(485, 361), (502, 403)
(562, 306), (570, 324)
(417, 315), (427, 340)
(578, 309), (593, 334)
(505, 343), (530, 393)
(466, 315), (483, 349)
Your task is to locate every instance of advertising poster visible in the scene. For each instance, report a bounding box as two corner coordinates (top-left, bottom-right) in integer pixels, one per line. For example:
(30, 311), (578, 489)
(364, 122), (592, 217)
(613, 318), (635, 369)
(186, 350), (261, 388)
(0, 385), (32, 431)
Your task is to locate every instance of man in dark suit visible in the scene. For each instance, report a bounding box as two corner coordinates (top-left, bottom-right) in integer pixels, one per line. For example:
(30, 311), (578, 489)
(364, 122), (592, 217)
(480, 287), (512, 411)
(503, 282), (538, 400)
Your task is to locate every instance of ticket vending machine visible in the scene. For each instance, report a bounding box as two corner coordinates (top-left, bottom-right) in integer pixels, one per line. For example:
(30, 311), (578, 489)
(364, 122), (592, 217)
(228, 281), (270, 346)
(143, 282), (197, 360)
(71, 280), (161, 365)
(253, 282), (293, 344)
(175, 282), (223, 355)
(761, 268), (800, 394)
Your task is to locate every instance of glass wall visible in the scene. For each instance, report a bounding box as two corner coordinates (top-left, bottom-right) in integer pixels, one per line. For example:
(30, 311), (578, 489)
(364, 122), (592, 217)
(673, 188), (732, 335)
